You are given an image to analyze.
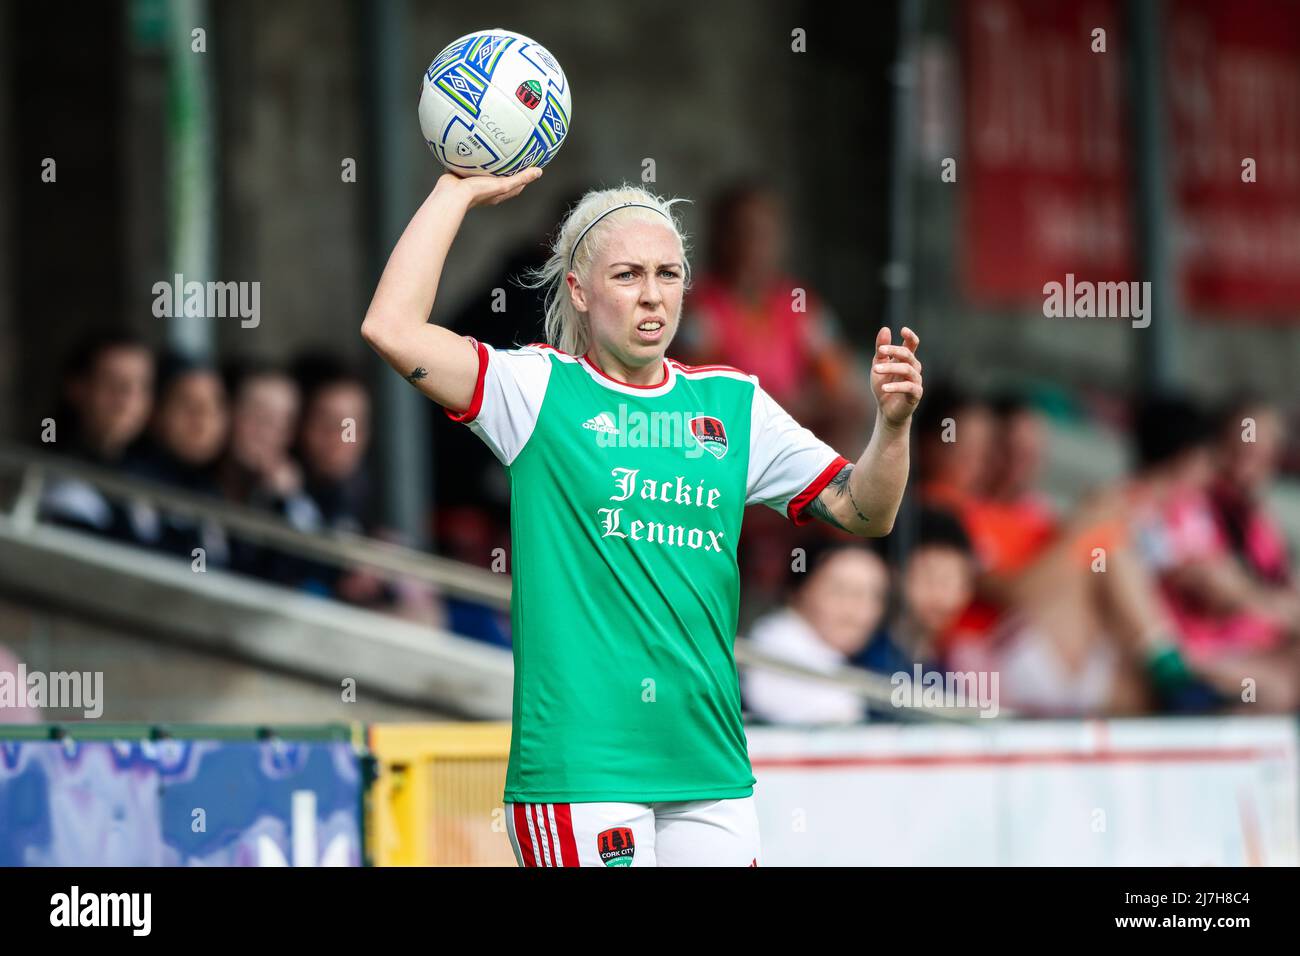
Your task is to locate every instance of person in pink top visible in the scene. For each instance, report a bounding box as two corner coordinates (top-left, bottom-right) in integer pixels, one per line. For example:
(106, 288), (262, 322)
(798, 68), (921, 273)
(1154, 398), (1300, 710)
(1208, 399), (1294, 590)
(678, 181), (871, 455)
(678, 182), (876, 606)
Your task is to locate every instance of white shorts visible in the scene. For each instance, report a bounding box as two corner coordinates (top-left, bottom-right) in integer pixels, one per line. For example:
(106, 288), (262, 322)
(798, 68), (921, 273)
(505, 796), (760, 867)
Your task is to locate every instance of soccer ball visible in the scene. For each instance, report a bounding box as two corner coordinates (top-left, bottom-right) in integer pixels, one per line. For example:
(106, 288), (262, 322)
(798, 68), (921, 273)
(418, 28), (572, 177)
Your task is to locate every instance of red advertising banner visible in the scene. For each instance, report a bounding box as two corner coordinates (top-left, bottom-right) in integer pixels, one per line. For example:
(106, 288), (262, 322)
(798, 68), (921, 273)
(1168, 0), (1300, 313)
(961, 0), (1300, 316)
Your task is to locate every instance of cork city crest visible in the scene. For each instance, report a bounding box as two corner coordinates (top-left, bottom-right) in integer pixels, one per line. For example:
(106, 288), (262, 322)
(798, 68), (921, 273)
(597, 826), (635, 866)
(689, 416), (728, 460)
(516, 79), (542, 109)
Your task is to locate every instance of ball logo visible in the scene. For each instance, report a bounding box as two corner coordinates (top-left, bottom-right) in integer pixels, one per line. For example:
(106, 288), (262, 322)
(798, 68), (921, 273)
(516, 80), (542, 110)
(455, 141), (473, 157)
(597, 826), (635, 866)
(689, 416), (728, 460)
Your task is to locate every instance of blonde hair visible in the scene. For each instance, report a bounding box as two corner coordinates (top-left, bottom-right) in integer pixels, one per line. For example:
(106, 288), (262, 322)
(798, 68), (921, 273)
(519, 183), (692, 356)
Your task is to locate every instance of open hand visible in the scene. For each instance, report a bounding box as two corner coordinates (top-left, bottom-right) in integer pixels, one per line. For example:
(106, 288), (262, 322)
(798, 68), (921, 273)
(871, 326), (923, 427)
(439, 167), (543, 209)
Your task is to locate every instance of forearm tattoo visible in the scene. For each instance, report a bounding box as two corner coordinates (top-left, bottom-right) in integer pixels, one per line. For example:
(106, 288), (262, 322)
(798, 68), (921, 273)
(405, 367), (428, 386)
(804, 463), (870, 532)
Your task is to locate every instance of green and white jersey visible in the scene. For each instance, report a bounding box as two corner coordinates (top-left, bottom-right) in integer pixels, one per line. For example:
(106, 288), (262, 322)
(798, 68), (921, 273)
(446, 338), (849, 804)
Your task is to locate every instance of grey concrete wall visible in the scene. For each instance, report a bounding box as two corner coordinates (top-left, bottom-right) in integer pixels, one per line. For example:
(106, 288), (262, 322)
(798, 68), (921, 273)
(0, 595), (449, 725)
(212, 0), (368, 362)
(122, 22), (168, 347)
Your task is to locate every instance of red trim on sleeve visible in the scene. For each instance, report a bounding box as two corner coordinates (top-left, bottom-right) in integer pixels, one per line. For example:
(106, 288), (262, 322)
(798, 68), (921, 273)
(787, 455), (851, 526)
(443, 337), (489, 423)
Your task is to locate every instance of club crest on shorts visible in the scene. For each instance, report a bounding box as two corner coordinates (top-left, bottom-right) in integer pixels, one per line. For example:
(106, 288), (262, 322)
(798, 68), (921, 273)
(597, 826), (635, 866)
(690, 416), (728, 460)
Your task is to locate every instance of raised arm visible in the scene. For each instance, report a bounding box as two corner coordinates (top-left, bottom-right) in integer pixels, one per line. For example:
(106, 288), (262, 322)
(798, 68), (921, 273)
(805, 326), (922, 537)
(360, 168), (543, 410)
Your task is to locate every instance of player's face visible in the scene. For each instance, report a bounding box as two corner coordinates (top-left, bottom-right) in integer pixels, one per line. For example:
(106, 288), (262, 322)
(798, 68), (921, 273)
(577, 219), (684, 366)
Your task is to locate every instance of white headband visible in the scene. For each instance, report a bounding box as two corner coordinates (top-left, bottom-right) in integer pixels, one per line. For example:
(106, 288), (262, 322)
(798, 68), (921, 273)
(569, 202), (672, 270)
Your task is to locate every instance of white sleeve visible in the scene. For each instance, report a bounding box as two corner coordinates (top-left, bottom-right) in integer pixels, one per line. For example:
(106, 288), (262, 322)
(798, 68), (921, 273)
(443, 338), (552, 466)
(745, 377), (849, 525)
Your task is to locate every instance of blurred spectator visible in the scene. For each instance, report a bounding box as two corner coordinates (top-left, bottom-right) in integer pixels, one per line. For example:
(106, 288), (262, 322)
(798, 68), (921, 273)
(917, 383), (995, 515)
(967, 394), (1225, 715)
(294, 354), (378, 540)
(1209, 398), (1295, 592)
(220, 362), (310, 514)
(125, 353), (231, 565)
(859, 507), (971, 680)
(961, 392), (1063, 640)
(679, 179), (871, 453)
(218, 361), (322, 582)
(915, 384), (1003, 642)
(741, 537), (889, 724)
(982, 391), (1059, 557)
(292, 354), (445, 628)
(39, 330), (154, 539)
(1150, 396), (1300, 711)
(291, 354), (380, 600)
(683, 181), (872, 613)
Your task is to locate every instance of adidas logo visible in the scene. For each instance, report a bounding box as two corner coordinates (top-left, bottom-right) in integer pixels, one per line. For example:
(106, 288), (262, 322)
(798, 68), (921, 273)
(582, 412), (620, 434)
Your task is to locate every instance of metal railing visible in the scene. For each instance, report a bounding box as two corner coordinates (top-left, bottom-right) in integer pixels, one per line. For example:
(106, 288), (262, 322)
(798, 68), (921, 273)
(0, 441), (990, 720)
(0, 442), (510, 606)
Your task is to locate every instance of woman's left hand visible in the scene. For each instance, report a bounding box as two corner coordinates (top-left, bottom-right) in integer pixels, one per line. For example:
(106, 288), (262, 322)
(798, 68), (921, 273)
(870, 326), (923, 427)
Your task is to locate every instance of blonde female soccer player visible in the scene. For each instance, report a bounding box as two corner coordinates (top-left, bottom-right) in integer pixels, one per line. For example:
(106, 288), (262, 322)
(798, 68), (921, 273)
(361, 168), (922, 866)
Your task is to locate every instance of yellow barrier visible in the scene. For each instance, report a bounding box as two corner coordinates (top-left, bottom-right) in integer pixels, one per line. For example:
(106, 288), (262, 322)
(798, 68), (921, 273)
(366, 723), (515, 867)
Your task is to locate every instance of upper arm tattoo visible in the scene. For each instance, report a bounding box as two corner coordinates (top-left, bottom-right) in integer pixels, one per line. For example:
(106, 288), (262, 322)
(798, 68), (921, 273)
(803, 463), (870, 532)
(405, 367), (428, 386)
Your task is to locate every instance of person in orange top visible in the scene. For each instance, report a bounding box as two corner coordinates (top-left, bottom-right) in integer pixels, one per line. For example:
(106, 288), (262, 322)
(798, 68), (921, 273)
(978, 395), (1229, 714)
(914, 384), (1001, 643)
